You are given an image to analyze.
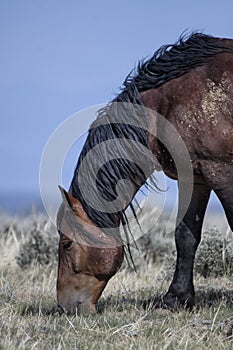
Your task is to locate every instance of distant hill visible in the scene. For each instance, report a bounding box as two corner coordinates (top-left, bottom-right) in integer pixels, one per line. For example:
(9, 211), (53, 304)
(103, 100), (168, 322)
(0, 189), (228, 223)
(0, 191), (45, 215)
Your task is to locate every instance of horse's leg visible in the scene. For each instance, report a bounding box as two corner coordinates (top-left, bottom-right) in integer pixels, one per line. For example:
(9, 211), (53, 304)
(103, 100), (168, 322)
(204, 164), (233, 231)
(162, 180), (211, 309)
(214, 186), (233, 231)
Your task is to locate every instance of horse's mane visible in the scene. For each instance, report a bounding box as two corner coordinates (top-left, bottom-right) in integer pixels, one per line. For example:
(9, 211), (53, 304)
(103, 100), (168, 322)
(118, 32), (232, 95)
(69, 32), (232, 234)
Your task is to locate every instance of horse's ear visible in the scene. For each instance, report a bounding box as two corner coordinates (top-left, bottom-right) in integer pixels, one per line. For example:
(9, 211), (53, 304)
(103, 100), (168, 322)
(58, 185), (71, 208)
(58, 186), (81, 213)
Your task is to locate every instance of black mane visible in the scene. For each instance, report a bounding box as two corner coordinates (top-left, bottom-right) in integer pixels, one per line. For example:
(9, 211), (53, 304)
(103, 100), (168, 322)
(69, 33), (232, 232)
(115, 32), (233, 103)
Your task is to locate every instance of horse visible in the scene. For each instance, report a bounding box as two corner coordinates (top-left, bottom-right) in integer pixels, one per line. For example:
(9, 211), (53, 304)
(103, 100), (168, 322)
(56, 33), (233, 314)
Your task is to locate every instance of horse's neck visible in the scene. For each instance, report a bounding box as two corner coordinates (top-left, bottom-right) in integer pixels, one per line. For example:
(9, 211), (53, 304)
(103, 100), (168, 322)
(70, 122), (156, 228)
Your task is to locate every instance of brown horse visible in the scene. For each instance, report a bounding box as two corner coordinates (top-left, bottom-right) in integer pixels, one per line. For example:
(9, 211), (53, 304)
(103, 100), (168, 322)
(56, 33), (233, 314)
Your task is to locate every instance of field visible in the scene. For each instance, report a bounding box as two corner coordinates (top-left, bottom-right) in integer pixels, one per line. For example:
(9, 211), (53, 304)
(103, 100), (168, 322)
(0, 209), (233, 350)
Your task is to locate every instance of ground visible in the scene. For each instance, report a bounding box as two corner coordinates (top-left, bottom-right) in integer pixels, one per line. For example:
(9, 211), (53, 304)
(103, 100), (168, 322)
(0, 211), (232, 350)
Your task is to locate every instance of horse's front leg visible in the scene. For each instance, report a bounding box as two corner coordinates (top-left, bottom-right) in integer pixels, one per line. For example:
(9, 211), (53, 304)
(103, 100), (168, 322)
(162, 181), (211, 310)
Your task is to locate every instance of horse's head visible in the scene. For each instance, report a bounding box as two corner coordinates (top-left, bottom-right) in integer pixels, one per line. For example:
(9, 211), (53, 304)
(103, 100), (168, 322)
(56, 187), (124, 314)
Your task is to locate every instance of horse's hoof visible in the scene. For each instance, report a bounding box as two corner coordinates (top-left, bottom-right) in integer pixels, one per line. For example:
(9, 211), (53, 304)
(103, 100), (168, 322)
(161, 292), (195, 311)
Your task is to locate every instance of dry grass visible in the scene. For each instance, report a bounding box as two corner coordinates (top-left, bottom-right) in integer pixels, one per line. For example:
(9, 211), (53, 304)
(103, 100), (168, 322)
(0, 212), (233, 350)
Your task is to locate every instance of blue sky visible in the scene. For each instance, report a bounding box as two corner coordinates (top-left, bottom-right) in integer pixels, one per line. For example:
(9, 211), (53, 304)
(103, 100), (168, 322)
(1, 0), (233, 211)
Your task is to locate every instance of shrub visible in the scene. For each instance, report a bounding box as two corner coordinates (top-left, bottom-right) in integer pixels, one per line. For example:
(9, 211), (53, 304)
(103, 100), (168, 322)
(195, 228), (233, 277)
(137, 229), (175, 264)
(136, 224), (233, 279)
(127, 207), (175, 263)
(16, 220), (58, 268)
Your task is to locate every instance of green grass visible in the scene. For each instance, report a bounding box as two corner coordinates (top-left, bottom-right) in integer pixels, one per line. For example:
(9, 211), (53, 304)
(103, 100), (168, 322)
(0, 212), (233, 349)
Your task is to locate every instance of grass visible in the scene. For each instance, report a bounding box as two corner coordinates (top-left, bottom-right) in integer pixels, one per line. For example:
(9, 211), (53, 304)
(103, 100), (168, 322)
(0, 211), (233, 349)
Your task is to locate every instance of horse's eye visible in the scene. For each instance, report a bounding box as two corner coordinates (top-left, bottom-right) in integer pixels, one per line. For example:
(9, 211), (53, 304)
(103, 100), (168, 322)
(63, 241), (73, 251)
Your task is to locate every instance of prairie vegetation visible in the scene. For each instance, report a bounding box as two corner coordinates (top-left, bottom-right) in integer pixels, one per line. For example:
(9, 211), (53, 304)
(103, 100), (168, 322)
(0, 210), (232, 349)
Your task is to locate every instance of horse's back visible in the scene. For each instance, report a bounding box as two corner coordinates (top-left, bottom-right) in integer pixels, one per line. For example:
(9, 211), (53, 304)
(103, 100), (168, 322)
(141, 50), (233, 185)
(167, 52), (233, 158)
